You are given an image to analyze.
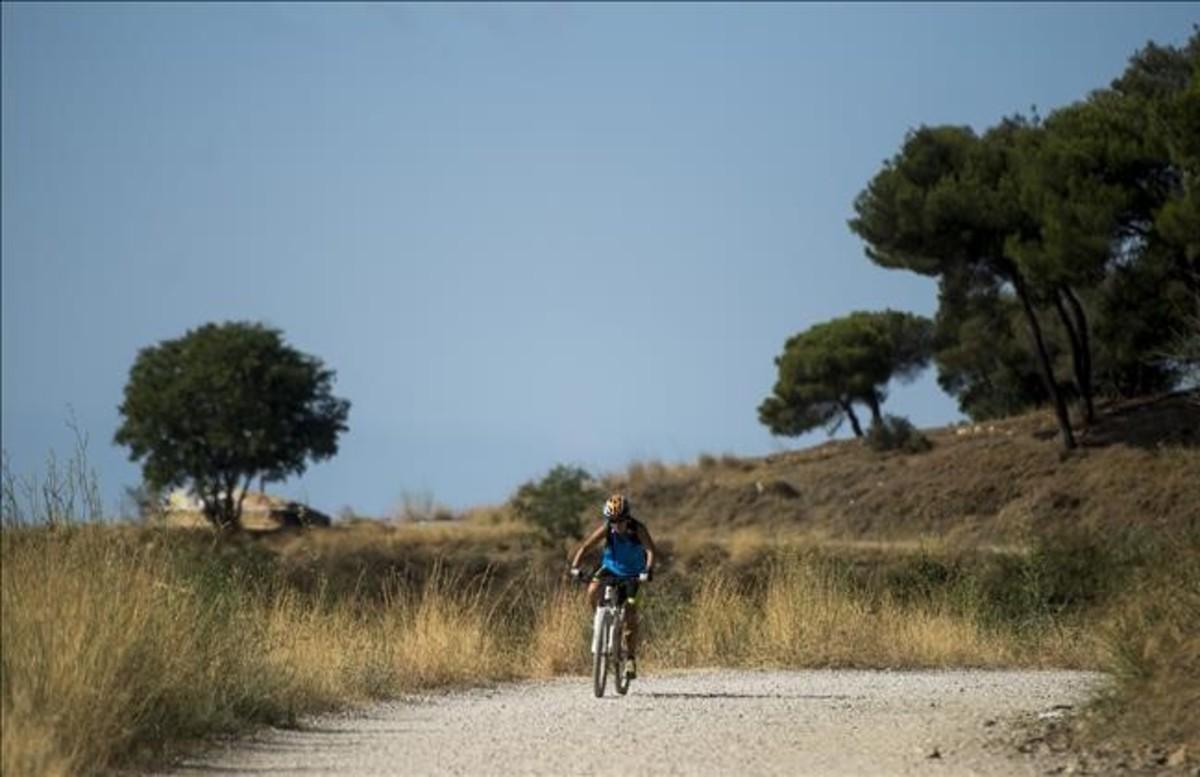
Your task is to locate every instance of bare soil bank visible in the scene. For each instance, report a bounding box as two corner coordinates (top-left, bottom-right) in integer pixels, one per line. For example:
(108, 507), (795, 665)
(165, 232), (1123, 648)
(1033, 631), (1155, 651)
(620, 392), (1199, 542)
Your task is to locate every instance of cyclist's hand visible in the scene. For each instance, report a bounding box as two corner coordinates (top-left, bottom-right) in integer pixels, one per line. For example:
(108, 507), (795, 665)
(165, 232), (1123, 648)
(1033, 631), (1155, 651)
(639, 570), (652, 583)
(569, 567), (582, 581)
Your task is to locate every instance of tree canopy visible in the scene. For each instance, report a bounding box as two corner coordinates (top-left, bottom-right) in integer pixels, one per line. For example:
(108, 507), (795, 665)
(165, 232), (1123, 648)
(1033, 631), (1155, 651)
(931, 271), (1050, 420)
(759, 310), (933, 439)
(509, 464), (600, 542)
(114, 322), (351, 530)
(850, 118), (1083, 447)
(848, 29), (1200, 442)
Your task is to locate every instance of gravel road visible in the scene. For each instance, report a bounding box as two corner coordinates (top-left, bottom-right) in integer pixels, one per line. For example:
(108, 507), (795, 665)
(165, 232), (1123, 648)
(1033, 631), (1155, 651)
(163, 669), (1104, 776)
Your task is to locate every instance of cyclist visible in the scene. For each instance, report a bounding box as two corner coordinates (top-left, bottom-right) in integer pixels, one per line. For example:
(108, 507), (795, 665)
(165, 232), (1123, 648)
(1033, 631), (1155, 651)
(570, 493), (657, 679)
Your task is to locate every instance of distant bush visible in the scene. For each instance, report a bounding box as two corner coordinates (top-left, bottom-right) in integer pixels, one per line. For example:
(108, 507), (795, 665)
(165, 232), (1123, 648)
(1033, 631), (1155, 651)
(697, 453), (719, 470)
(865, 415), (932, 454)
(392, 490), (455, 523)
(509, 465), (601, 543)
(721, 453), (755, 471)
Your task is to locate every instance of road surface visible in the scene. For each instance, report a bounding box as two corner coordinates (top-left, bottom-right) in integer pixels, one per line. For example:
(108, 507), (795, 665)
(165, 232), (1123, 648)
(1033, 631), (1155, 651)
(162, 668), (1103, 776)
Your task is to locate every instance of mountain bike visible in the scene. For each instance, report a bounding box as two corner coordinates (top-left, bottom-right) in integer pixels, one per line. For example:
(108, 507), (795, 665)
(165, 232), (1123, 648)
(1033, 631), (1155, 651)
(575, 570), (646, 698)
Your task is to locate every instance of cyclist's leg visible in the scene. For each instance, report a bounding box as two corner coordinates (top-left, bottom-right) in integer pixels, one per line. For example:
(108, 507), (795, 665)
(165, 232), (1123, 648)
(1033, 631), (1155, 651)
(588, 568), (615, 609)
(624, 581), (642, 657)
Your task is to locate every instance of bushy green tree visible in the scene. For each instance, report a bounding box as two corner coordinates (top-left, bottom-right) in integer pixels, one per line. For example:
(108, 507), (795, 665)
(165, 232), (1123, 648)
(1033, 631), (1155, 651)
(1092, 32), (1200, 395)
(851, 120), (1081, 449)
(1091, 250), (1196, 396)
(1006, 33), (1199, 414)
(1162, 283), (1200, 394)
(1109, 29), (1198, 264)
(509, 464), (600, 542)
(759, 310), (933, 439)
(932, 270), (1050, 420)
(114, 322), (350, 531)
(851, 31), (1199, 434)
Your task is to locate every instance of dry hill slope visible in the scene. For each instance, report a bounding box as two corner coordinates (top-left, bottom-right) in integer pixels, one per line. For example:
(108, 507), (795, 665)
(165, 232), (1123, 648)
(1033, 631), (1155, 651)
(610, 392), (1198, 544)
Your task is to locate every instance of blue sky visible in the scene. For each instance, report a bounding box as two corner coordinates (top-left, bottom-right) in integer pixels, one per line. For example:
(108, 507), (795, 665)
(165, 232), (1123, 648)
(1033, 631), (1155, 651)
(3, 3), (1196, 516)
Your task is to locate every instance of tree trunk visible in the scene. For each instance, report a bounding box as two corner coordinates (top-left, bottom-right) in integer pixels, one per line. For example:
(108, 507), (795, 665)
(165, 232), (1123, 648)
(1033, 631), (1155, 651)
(236, 473), (253, 524)
(838, 399), (864, 437)
(215, 473), (241, 532)
(1063, 286), (1095, 424)
(1052, 291), (1090, 424)
(1012, 272), (1076, 450)
(864, 390), (884, 428)
(200, 482), (235, 532)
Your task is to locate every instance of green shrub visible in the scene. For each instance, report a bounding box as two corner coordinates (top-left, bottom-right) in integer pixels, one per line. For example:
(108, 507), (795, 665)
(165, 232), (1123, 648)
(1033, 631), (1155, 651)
(865, 415), (933, 453)
(978, 526), (1154, 628)
(878, 555), (962, 604)
(509, 464), (601, 543)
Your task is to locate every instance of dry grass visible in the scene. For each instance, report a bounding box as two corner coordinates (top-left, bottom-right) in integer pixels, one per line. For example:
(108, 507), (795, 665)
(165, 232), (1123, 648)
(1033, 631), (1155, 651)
(674, 571), (754, 664)
(658, 556), (1094, 671)
(1087, 542), (1200, 753)
(529, 585), (589, 677)
(316, 517), (532, 550)
(755, 562), (1006, 667)
(3, 520), (1190, 774)
(0, 527), (523, 776)
(1, 528), (283, 774)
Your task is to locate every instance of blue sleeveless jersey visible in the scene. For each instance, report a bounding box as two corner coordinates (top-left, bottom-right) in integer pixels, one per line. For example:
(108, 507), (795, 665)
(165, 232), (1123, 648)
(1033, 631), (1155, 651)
(601, 522), (647, 576)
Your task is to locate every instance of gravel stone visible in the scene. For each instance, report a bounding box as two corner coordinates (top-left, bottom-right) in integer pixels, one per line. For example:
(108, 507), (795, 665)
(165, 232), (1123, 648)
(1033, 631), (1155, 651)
(160, 669), (1104, 776)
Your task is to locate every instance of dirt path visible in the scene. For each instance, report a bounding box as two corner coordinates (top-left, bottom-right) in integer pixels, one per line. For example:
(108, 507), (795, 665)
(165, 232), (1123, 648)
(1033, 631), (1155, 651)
(162, 669), (1103, 776)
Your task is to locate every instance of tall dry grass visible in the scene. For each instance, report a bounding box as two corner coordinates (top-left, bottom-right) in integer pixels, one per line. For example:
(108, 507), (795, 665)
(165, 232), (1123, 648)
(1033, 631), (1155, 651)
(529, 585), (589, 677)
(0, 528), (525, 776)
(1088, 531), (1200, 753)
(261, 571), (511, 702)
(2, 518), (1188, 774)
(1, 528), (286, 775)
(656, 553), (1092, 671)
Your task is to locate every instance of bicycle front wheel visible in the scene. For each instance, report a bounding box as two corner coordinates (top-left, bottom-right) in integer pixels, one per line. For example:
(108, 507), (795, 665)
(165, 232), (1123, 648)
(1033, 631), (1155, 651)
(613, 610), (631, 696)
(592, 610), (609, 698)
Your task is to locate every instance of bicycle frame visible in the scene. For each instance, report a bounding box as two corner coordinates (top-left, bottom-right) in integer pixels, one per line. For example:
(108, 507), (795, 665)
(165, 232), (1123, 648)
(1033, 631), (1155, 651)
(589, 575), (636, 698)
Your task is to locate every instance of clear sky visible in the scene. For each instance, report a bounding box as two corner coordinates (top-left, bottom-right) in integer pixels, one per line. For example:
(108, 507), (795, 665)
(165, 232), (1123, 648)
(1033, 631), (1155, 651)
(3, 3), (1197, 517)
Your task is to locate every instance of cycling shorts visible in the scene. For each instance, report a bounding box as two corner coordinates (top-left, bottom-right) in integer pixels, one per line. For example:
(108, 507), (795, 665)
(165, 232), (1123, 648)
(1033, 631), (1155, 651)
(593, 567), (641, 605)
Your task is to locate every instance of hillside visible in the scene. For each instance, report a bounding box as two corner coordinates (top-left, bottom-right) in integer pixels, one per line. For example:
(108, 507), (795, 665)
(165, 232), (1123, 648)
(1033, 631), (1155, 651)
(239, 390), (1198, 606)
(606, 391), (1198, 545)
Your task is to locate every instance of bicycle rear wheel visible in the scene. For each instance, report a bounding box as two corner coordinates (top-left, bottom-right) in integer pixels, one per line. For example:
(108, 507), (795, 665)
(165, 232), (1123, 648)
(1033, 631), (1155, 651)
(592, 610), (609, 698)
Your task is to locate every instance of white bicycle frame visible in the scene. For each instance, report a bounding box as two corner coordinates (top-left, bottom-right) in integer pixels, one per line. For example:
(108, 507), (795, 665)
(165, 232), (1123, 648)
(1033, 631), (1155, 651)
(590, 575), (639, 697)
(591, 583), (625, 657)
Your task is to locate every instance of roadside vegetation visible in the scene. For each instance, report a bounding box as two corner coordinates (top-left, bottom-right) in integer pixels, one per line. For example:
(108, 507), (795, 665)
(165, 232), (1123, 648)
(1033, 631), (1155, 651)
(3, 394), (1197, 775)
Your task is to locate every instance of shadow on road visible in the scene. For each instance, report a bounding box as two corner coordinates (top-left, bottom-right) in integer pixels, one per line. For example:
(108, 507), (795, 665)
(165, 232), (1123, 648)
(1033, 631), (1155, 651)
(642, 691), (851, 701)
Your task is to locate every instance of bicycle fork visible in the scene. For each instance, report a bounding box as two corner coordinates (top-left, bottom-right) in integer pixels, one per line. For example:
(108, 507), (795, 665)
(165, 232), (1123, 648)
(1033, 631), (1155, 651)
(591, 607), (607, 655)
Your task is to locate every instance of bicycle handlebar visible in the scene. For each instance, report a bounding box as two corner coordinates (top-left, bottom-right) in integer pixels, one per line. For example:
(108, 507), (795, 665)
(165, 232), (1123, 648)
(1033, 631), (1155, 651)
(569, 567), (651, 584)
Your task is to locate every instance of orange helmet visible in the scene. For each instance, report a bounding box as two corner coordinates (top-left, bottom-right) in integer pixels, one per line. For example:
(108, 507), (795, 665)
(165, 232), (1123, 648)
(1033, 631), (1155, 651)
(603, 494), (630, 520)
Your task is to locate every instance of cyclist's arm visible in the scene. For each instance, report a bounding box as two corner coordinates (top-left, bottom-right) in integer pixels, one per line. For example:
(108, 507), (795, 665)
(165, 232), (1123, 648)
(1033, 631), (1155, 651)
(635, 523), (658, 572)
(571, 523), (607, 569)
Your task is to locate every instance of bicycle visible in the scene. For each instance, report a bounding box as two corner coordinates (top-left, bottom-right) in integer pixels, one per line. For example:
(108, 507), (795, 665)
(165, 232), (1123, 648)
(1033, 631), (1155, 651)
(573, 569), (647, 698)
